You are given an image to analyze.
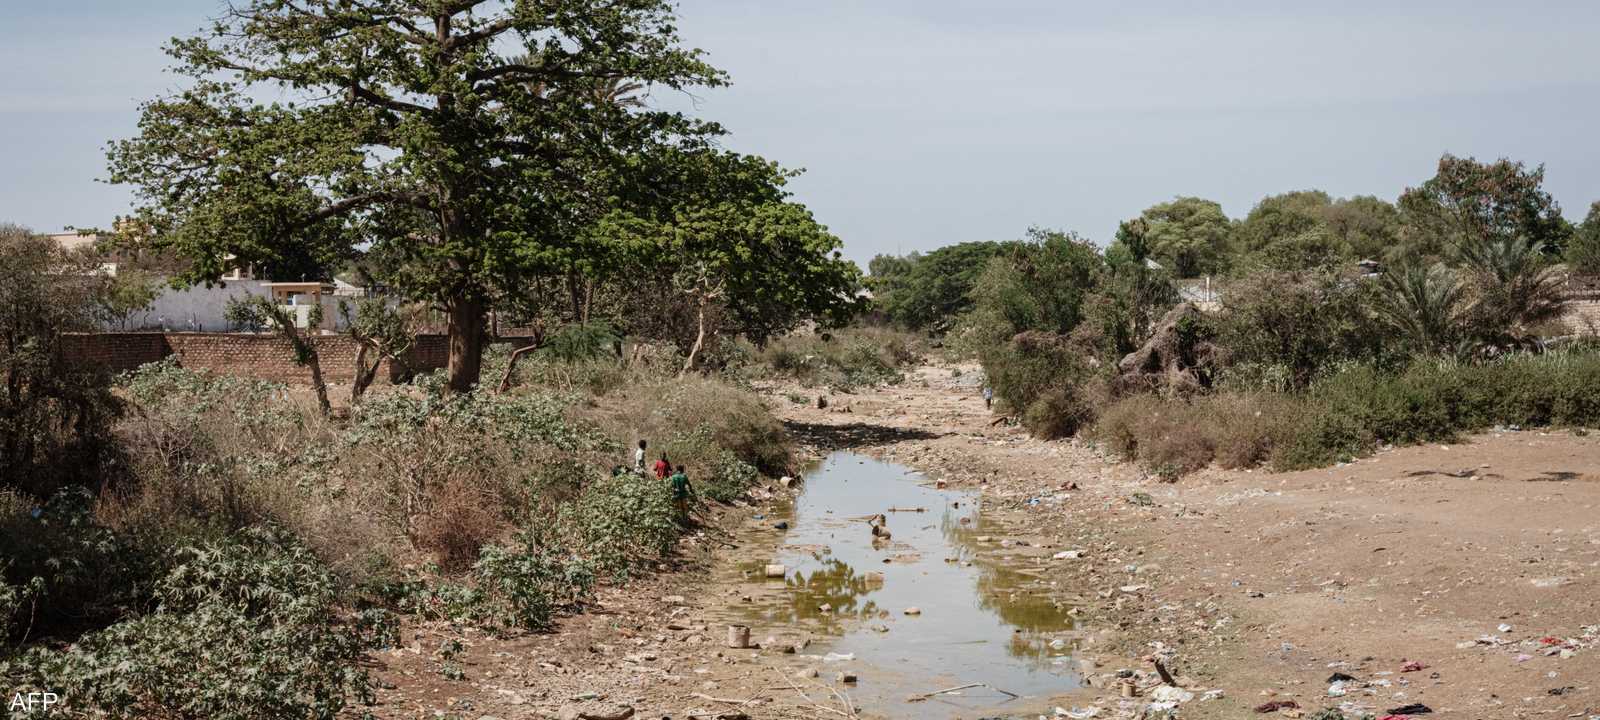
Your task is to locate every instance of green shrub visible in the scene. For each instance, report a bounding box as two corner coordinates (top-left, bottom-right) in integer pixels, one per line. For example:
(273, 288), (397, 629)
(0, 488), (162, 645)
(5, 526), (393, 720)
(472, 531), (595, 631)
(701, 450), (760, 503)
(561, 472), (678, 579)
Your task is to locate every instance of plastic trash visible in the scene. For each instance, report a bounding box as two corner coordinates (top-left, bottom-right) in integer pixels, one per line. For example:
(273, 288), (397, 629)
(1385, 703), (1433, 715)
(1254, 700), (1299, 713)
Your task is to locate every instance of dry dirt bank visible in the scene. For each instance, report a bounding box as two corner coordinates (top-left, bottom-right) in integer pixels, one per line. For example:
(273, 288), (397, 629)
(769, 362), (1600, 720)
(365, 362), (1598, 720)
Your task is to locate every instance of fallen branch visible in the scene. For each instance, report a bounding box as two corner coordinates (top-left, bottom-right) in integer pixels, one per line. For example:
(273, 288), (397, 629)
(908, 682), (1020, 702)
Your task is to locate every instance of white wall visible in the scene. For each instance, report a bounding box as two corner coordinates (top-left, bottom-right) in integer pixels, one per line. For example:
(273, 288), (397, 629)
(112, 279), (355, 333)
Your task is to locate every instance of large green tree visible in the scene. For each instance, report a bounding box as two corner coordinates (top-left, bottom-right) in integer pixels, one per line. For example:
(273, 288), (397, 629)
(108, 0), (725, 392)
(1233, 191), (1402, 270)
(1398, 154), (1572, 261)
(1139, 197), (1233, 278)
(600, 150), (863, 372)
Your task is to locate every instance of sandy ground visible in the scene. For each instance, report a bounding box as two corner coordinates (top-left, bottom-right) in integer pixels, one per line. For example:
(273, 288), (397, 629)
(367, 362), (1600, 720)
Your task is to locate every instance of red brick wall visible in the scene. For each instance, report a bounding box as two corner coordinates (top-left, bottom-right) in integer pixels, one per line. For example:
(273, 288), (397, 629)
(58, 333), (172, 375)
(60, 332), (452, 384)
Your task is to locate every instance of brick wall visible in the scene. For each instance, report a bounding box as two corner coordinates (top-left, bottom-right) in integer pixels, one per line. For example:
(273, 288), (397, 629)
(58, 333), (171, 375)
(61, 332), (452, 384)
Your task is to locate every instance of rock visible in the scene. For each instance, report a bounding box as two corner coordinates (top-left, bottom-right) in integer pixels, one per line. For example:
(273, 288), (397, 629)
(903, 607), (922, 615)
(581, 707), (635, 720)
(836, 672), (858, 684)
(661, 595), (685, 604)
(795, 667), (818, 679)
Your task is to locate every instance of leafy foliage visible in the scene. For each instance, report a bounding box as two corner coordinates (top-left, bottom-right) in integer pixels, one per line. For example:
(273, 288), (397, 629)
(867, 241), (1016, 330)
(1565, 201), (1600, 274)
(1139, 197), (1233, 278)
(5, 526), (393, 720)
(1398, 153), (1572, 260)
(107, 0), (732, 391)
(0, 225), (123, 499)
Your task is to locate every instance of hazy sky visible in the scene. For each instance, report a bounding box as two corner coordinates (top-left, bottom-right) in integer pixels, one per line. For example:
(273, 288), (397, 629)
(4, 1), (1599, 266)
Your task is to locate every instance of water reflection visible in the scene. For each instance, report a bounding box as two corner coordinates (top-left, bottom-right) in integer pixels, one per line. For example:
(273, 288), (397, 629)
(731, 452), (1079, 716)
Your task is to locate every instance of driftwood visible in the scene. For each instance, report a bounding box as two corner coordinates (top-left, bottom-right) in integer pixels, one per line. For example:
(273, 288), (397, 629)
(907, 682), (1020, 702)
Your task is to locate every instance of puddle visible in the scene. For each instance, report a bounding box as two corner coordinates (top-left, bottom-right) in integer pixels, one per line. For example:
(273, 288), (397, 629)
(730, 452), (1079, 718)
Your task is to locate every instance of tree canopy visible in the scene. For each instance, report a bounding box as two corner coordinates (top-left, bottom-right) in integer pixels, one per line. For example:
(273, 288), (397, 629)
(1139, 197), (1233, 278)
(109, 0), (730, 391)
(1398, 154), (1572, 261)
(867, 241), (1015, 330)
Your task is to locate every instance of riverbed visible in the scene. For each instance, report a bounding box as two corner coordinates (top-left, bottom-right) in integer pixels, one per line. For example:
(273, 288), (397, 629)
(726, 452), (1080, 718)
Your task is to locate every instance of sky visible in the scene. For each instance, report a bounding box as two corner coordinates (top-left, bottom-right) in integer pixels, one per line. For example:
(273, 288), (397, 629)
(4, 1), (1599, 267)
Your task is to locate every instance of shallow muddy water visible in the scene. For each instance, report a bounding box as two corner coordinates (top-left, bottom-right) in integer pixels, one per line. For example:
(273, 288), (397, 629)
(732, 452), (1079, 718)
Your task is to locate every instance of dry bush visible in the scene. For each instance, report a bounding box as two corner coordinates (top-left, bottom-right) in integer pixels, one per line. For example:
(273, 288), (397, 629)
(412, 477), (505, 572)
(1196, 393), (1293, 469)
(586, 374), (791, 479)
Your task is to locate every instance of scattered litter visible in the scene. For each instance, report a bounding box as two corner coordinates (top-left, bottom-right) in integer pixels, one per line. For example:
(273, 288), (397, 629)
(1149, 686), (1193, 703)
(1385, 703), (1433, 715)
(1400, 660), (1428, 673)
(1254, 700), (1300, 713)
(1327, 672), (1357, 683)
(821, 652), (854, 663)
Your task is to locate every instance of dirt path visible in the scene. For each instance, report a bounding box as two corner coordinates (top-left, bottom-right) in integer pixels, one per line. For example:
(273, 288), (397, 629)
(369, 362), (1600, 719)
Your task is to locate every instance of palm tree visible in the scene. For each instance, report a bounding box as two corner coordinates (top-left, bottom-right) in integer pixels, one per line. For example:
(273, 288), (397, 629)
(1459, 236), (1568, 346)
(1372, 262), (1470, 355)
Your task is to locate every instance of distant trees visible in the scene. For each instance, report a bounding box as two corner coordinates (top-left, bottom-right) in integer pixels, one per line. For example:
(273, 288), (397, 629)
(1566, 202), (1600, 275)
(1138, 197), (1233, 278)
(1234, 191), (1402, 269)
(867, 241), (1015, 330)
(1398, 154), (1572, 261)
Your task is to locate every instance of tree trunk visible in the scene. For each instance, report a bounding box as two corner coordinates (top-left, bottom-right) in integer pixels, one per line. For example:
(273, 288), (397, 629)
(679, 296), (707, 378)
(351, 343), (381, 405)
(446, 297), (485, 394)
(306, 346), (332, 417)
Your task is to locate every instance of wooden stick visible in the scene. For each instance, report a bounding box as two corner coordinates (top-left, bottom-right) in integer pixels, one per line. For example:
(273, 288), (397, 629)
(1150, 658), (1177, 686)
(910, 682), (1020, 701)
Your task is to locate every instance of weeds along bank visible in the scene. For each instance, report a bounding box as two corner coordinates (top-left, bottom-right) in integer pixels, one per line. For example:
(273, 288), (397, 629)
(0, 354), (789, 718)
(1091, 349), (1600, 479)
(734, 326), (927, 392)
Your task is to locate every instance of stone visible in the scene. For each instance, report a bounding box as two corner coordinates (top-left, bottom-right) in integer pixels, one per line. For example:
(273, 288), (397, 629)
(903, 607), (921, 615)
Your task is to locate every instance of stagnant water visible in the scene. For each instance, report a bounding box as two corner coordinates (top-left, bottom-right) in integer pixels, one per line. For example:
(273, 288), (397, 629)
(734, 452), (1078, 718)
